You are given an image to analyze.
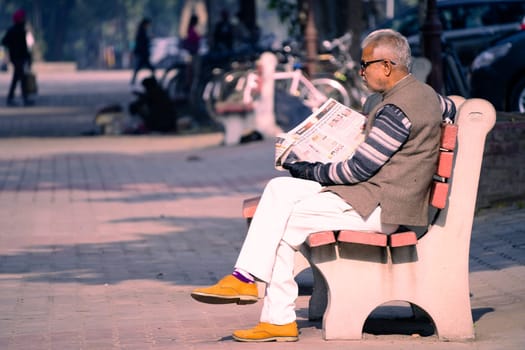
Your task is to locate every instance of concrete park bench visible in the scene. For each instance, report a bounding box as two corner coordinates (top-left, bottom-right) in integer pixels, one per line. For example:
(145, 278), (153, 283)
(214, 99), (256, 146)
(241, 96), (496, 340)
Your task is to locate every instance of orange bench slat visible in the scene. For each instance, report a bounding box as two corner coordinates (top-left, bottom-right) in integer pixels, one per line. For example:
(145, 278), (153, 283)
(307, 231), (337, 247)
(430, 181), (449, 209)
(215, 102), (254, 115)
(242, 196), (261, 218)
(436, 151), (454, 178)
(440, 124), (458, 151)
(389, 231), (418, 247)
(338, 230), (388, 247)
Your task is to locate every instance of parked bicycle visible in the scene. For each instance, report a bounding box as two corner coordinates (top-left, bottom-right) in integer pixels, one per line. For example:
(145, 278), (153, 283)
(441, 38), (470, 98)
(201, 39), (351, 127)
(270, 34), (368, 109)
(161, 48), (262, 129)
(314, 32), (370, 109)
(272, 39), (352, 108)
(201, 51), (349, 136)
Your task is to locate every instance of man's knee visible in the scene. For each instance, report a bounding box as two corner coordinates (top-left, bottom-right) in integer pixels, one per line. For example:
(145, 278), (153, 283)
(265, 177), (322, 197)
(265, 177), (314, 194)
(266, 176), (295, 188)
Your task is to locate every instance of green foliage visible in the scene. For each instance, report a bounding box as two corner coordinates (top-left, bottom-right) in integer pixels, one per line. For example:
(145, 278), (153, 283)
(267, 0), (296, 22)
(0, 0), (183, 65)
(266, 0), (303, 38)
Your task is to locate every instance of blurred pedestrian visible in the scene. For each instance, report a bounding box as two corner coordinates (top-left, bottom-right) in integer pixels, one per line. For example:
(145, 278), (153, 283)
(1, 8), (32, 106)
(182, 14), (201, 57)
(213, 9), (234, 53)
(233, 11), (260, 53)
(182, 14), (201, 91)
(130, 17), (155, 85)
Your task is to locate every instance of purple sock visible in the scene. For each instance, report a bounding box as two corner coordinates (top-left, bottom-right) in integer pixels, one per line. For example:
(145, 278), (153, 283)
(232, 269), (254, 283)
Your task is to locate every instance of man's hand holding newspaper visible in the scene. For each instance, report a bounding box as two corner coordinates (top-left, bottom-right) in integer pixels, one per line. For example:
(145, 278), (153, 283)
(275, 98), (367, 170)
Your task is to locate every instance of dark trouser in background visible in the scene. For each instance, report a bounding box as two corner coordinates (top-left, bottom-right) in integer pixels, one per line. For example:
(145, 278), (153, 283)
(7, 61), (28, 104)
(130, 55), (155, 85)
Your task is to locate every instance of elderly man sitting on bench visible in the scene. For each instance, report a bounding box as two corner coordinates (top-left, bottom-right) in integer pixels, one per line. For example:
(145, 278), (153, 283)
(190, 29), (456, 342)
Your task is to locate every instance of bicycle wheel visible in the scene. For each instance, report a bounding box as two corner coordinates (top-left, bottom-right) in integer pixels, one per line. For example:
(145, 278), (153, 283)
(166, 73), (189, 102)
(202, 69), (253, 121)
(310, 77), (350, 106)
(159, 63), (185, 89)
(202, 72), (224, 120)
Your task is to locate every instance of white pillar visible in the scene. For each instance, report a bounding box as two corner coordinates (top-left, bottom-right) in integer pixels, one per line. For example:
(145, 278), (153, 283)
(254, 52), (282, 138)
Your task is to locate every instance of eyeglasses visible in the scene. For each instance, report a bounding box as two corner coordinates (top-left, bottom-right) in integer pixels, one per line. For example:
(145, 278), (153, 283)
(360, 59), (397, 71)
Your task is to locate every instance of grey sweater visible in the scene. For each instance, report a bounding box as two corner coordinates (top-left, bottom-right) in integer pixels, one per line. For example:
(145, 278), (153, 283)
(325, 75), (443, 226)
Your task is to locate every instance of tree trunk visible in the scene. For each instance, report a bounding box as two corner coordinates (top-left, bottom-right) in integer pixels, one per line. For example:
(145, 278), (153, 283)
(421, 0), (444, 92)
(304, 0), (317, 75)
(238, 0), (256, 35)
(346, 0), (365, 60)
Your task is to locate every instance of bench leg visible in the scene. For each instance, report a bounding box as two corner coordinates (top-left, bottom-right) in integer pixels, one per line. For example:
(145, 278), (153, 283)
(308, 263), (327, 321)
(298, 245), (330, 321)
(222, 115), (245, 145)
(323, 315), (365, 340)
(314, 258), (387, 340)
(427, 292), (474, 340)
(322, 284), (367, 340)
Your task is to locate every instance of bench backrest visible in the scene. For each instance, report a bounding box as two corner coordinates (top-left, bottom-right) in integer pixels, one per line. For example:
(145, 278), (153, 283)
(426, 96), (495, 245)
(429, 122), (458, 210)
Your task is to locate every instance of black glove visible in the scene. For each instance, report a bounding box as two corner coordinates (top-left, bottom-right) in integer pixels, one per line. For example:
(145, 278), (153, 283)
(282, 161), (321, 181)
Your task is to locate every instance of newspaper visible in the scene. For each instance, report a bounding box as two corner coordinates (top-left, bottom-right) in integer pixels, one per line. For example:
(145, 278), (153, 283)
(275, 98), (367, 170)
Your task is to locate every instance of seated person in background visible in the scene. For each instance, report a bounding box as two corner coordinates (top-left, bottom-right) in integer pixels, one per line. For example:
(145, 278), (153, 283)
(190, 29), (456, 342)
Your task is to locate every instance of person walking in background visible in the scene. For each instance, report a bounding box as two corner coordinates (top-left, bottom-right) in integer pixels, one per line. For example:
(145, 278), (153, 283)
(213, 9), (234, 53)
(182, 14), (201, 58)
(130, 17), (155, 85)
(2, 8), (32, 106)
(182, 14), (201, 93)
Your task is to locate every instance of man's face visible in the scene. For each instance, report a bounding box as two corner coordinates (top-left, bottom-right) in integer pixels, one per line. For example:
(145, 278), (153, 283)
(360, 45), (389, 93)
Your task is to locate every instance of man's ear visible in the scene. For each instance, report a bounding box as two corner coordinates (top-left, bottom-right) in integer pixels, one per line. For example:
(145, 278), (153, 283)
(383, 61), (393, 76)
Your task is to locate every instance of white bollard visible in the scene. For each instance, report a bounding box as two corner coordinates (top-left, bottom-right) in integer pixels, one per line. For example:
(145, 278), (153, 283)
(254, 52), (282, 138)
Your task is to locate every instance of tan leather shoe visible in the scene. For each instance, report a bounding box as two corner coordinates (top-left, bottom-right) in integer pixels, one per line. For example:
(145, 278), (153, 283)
(232, 322), (299, 342)
(190, 275), (258, 304)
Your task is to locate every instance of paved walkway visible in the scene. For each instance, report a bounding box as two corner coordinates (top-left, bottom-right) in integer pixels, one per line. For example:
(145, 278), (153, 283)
(0, 70), (524, 349)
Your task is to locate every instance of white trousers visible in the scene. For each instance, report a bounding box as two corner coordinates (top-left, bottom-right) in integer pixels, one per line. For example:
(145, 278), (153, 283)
(235, 177), (398, 325)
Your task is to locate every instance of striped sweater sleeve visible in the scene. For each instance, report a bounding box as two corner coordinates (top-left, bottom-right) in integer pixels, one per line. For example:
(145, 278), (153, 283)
(313, 104), (411, 185)
(438, 94), (456, 123)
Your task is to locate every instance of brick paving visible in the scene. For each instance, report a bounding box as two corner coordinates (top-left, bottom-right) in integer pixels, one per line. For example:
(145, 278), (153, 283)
(0, 70), (524, 349)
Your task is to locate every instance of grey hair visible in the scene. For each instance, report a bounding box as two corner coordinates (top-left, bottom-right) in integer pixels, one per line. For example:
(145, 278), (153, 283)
(361, 29), (412, 70)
